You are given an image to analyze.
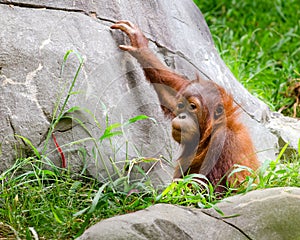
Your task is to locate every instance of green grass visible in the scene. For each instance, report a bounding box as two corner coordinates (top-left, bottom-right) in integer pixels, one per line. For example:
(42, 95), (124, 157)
(0, 51), (158, 239)
(0, 157), (156, 239)
(1, 1), (300, 239)
(194, 0), (300, 117)
(1, 146), (299, 239)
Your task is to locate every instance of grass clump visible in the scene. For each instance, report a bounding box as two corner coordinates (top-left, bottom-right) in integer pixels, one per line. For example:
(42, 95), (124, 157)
(0, 50), (157, 239)
(251, 143), (300, 189)
(194, 0), (300, 117)
(0, 157), (155, 239)
(1, 142), (299, 239)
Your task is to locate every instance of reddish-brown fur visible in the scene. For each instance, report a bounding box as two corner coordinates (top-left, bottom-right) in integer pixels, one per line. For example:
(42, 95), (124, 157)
(111, 21), (260, 191)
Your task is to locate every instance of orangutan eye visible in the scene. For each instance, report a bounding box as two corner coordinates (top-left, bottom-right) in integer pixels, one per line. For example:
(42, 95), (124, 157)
(189, 103), (197, 110)
(177, 102), (185, 109)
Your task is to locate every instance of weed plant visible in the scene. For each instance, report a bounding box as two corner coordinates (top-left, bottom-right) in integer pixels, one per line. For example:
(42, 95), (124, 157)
(0, 51), (157, 239)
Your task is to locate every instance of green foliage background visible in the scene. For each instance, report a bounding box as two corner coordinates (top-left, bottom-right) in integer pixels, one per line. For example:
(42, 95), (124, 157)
(194, 0), (300, 117)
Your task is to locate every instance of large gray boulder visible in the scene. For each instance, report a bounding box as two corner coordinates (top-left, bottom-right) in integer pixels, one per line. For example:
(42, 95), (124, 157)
(77, 187), (300, 240)
(0, 0), (299, 183)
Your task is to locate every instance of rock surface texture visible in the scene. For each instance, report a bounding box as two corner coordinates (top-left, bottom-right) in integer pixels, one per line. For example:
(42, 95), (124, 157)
(0, 0), (299, 182)
(77, 187), (300, 240)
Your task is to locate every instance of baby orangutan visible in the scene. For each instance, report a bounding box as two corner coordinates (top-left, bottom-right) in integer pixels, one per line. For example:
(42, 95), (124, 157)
(111, 20), (260, 191)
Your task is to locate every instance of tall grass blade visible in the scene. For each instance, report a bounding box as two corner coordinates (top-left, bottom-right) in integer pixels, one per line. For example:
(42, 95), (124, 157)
(87, 182), (110, 214)
(15, 135), (41, 159)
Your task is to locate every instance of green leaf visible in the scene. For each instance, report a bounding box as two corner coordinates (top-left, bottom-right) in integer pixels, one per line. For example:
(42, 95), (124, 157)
(212, 204), (225, 216)
(73, 207), (90, 217)
(63, 106), (81, 114)
(298, 138), (300, 157)
(105, 123), (122, 132)
(275, 142), (289, 162)
(88, 182), (110, 214)
(70, 91), (83, 95)
(41, 169), (57, 177)
(124, 115), (157, 126)
(69, 181), (82, 195)
(51, 206), (64, 224)
(15, 135), (41, 159)
(125, 115), (149, 125)
(99, 131), (123, 141)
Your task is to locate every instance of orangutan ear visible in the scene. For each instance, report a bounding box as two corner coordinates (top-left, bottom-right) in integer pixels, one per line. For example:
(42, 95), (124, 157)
(195, 73), (201, 83)
(199, 128), (227, 176)
(195, 73), (207, 84)
(214, 104), (224, 120)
